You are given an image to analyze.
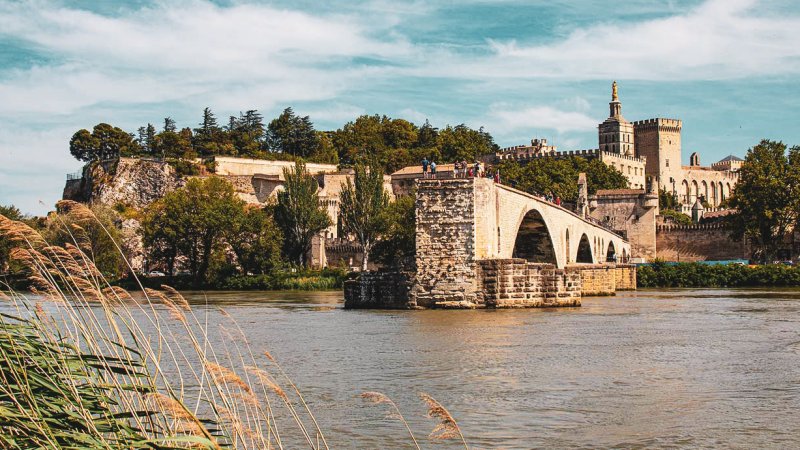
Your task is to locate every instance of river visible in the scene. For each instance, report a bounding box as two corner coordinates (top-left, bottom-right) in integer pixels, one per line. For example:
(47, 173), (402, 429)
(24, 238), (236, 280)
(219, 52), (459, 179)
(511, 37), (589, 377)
(8, 288), (800, 448)
(173, 288), (800, 449)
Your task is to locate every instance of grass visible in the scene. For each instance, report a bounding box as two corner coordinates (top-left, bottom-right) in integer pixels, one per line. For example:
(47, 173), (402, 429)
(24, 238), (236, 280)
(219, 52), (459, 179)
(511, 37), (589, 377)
(0, 202), (469, 448)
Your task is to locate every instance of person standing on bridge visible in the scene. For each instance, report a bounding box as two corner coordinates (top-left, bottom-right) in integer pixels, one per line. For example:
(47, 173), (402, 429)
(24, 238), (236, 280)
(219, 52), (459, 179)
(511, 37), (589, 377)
(430, 160), (437, 179)
(493, 168), (501, 184)
(421, 157), (429, 179)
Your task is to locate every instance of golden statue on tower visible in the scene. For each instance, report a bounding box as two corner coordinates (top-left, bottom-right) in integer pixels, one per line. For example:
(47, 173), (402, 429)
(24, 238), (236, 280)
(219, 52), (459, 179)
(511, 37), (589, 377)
(612, 80), (618, 101)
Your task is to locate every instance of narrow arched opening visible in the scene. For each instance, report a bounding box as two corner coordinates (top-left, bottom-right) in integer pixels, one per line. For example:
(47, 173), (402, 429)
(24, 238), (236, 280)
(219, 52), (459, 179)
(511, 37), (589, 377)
(565, 229), (570, 264)
(606, 241), (616, 263)
(512, 209), (557, 264)
(576, 234), (593, 263)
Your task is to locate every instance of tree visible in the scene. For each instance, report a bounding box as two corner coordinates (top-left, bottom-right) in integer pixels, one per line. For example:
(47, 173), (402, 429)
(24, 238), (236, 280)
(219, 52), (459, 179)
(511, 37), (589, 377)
(338, 159), (390, 270)
(154, 127), (194, 159)
(416, 119), (438, 148)
(0, 205), (24, 273)
(142, 177), (242, 284)
(44, 204), (127, 280)
(729, 140), (800, 263)
(274, 161), (331, 266)
(437, 124), (498, 162)
(69, 123), (136, 162)
(372, 194), (416, 269)
(230, 110), (265, 156)
(163, 117), (177, 133)
(226, 206), (283, 275)
(194, 107), (225, 156)
(498, 156), (628, 202)
(266, 107), (320, 158)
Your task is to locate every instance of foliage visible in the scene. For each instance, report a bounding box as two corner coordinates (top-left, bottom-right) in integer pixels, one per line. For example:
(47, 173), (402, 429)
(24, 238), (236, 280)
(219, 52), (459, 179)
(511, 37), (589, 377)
(659, 188), (680, 210)
(436, 124), (498, 163)
(498, 156), (628, 202)
(728, 140), (800, 263)
(274, 161), (331, 266)
(142, 177), (242, 284)
(217, 268), (348, 290)
(44, 203), (127, 280)
(660, 209), (692, 225)
(637, 261), (800, 288)
(372, 194), (416, 269)
(69, 123), (137, 162)
(266, 107), (320, 158)
(226, 206), (283, 275)
(0, 205), (23, 273)
(338, 159), (390, 270)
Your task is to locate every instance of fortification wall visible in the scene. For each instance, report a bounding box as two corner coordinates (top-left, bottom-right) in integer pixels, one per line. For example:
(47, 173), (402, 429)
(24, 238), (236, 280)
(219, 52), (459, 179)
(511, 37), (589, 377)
(478, 259), (581, 308)
(213, 156), (337, 177)
(656, 224), (749, 261)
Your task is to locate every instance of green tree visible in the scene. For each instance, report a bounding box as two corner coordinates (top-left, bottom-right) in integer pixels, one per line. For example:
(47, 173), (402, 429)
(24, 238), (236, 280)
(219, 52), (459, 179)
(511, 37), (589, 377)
(498, 156), (628, 202)
(0, 205), (24, 273)
(266, 107), (320, 158)
(729, 140), (800, 263)
(154, 127), (194, 159)
(163, 117), (176, 133)
(226, 206), (283, 275)
(44, 204), (127, 280)
(193, 107), (224, 156)
(274, 162), (331, 266)
(69, 123), (136, 162)
(372, 194), (416, 269)
(142, 177), (243, 284)
(437, 124), (497, 162)
(338, 159), (390, 270)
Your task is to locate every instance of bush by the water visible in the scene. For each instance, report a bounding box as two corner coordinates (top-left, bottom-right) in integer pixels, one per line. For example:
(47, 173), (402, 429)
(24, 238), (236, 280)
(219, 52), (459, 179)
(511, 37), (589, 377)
(216, 267), (349, 290)
(637, 262), (800, 288)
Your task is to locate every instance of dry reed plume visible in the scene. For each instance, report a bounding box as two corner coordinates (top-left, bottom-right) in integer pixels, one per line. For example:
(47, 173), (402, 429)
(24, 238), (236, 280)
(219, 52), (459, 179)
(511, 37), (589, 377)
(420, 392), (470, 448)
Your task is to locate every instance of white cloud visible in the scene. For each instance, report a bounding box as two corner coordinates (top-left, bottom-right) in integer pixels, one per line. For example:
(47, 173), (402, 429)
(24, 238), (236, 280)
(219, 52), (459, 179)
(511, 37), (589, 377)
(428, 0), (800, 80)
(485, 103), (597, 135)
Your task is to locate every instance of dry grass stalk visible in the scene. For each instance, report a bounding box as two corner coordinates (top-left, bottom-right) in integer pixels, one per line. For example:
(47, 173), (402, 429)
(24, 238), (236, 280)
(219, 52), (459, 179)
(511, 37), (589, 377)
(205, 361), (253, 395)
(160, 285), (190, 311)
(146, 392), (193, 420)
(263, 351), (275, 362)
(245, 366), (287, 400)
(419, 393), (469, 448)
(360, 392), (420, 449)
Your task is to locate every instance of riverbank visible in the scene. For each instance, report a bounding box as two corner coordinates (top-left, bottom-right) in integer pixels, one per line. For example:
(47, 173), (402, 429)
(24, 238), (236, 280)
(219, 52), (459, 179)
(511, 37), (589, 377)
(637, 262), (800, 288)
(119, 267), (350, 291)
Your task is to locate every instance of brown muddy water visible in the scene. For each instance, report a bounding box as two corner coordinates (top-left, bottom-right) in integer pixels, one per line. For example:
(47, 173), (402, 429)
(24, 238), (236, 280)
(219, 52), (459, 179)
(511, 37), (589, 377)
(14, 288), (800, 448)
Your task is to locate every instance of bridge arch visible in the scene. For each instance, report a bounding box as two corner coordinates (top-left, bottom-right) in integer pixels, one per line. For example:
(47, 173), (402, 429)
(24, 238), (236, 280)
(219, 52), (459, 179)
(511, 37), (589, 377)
(575, 233), (593, 263)
(511, 209), (558, 264)
(606, 241), (616, 262)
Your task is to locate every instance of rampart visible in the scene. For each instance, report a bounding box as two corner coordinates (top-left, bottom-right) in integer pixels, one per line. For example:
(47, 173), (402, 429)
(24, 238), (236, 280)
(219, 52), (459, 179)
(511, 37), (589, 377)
(656, 223), (749, 261)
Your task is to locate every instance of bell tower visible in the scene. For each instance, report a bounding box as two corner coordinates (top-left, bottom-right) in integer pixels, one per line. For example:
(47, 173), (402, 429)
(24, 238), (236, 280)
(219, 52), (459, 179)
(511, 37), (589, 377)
(598, 81), (634, 156)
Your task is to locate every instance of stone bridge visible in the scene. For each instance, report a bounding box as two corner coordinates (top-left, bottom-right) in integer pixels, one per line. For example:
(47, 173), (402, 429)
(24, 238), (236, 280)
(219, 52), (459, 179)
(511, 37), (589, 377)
(411, 178), (632, 308)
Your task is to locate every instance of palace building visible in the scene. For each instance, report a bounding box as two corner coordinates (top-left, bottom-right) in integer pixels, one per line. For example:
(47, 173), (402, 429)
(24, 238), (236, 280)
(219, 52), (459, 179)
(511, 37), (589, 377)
(492, 82), (741, 209)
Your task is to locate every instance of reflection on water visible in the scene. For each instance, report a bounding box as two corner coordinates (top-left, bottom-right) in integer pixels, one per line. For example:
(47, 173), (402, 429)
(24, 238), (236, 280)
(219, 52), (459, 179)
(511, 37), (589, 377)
(9, 288), (800, 448)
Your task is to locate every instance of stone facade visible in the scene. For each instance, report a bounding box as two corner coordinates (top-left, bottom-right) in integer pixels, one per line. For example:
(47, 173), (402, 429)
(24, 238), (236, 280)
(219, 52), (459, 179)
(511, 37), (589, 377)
(478, 259), (581, 308)
(343, 271), (414, 309)
(656, 223), (749, 262)
(589, 188), (659, 262)
(572, 263), (637, 296)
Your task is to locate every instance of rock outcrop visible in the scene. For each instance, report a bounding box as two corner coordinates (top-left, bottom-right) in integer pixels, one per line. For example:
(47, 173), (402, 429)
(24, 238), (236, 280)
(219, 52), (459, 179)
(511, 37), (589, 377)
(63, 158), (184, 209)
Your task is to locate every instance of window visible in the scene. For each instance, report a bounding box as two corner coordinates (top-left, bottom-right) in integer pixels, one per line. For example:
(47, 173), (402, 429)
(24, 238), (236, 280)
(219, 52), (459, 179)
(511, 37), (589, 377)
(666, 159), (670, 167)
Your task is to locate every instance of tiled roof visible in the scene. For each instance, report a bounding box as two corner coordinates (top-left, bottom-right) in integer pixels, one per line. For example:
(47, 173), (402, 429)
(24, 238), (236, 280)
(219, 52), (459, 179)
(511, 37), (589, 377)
(595, 188), (645, 196)
(717, 154), (744, 163)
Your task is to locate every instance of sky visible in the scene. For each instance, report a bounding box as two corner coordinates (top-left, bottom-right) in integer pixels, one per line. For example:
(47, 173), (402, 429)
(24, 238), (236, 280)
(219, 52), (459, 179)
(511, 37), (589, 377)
(1, 0), (799, 215)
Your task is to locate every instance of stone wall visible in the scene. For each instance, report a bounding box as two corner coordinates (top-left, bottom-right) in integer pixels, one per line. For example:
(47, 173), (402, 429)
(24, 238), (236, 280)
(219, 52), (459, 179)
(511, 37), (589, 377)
(656, 223), (749, 261)
(573, 264), (617, 296)
(478, 259), (581, 308)
(614, 264), (637, 290)
(343, 271), (414, 309)
(412, 179), (479, 307)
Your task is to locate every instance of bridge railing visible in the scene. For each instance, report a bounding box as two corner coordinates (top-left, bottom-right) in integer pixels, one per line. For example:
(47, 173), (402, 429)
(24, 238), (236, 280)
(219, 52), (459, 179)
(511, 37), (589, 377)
(66, 171), (82, 181)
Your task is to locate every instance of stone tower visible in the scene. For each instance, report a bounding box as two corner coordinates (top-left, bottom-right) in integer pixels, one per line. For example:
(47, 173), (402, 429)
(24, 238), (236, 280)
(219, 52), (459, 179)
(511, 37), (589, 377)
(632, 118), (683, 191)
(598, 81), (635, 156)
(577, 172), (589, 218)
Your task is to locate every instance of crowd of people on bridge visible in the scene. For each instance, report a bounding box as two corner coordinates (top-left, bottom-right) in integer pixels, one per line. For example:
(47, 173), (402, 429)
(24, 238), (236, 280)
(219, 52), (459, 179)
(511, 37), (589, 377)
(421, 157), (501, 183)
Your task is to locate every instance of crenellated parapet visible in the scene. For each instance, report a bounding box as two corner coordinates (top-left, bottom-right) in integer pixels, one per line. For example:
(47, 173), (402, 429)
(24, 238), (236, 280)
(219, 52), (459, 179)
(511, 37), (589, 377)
(632, 118), (682, 133)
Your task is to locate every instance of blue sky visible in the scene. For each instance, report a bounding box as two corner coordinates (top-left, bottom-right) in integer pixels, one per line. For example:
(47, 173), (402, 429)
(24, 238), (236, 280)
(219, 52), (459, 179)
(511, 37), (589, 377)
(1, 0), (799, 214)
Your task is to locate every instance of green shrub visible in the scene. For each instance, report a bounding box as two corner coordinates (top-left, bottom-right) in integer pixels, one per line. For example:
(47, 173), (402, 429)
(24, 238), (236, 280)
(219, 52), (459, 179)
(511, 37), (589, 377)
(637, 263), (800, 288)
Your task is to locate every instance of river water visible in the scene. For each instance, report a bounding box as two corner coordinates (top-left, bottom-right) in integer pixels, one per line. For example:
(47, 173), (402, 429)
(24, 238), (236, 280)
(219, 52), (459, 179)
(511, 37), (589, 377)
(177, 288), (800, 449)
(8, 288), (800, 448)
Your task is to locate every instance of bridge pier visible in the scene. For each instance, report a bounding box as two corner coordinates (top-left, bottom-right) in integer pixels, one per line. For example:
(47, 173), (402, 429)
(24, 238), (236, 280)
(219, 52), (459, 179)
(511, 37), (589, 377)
(345, 178), (635, 309)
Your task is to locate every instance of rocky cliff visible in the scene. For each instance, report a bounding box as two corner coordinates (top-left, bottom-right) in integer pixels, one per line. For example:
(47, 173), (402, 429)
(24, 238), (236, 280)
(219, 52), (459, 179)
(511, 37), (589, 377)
(63, 158), (184, 209)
